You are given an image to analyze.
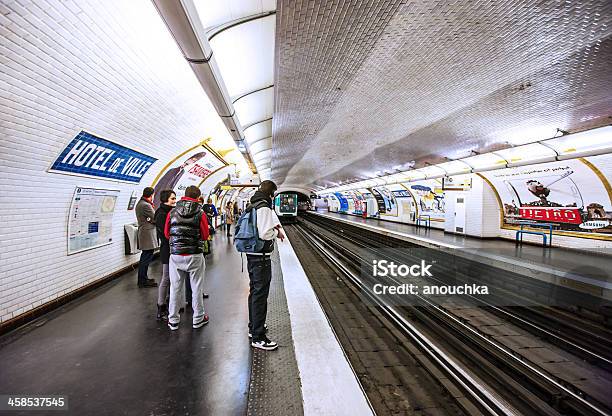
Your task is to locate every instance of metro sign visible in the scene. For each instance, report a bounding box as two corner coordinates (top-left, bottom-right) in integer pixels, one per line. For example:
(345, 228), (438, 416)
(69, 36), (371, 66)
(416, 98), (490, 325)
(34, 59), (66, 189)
(519, 207), (582, 224)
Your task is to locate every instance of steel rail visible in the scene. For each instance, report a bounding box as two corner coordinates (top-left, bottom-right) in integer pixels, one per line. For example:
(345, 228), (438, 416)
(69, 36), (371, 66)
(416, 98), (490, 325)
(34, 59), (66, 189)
(307, 214), (612, 366)
(293, 224), (516, 416)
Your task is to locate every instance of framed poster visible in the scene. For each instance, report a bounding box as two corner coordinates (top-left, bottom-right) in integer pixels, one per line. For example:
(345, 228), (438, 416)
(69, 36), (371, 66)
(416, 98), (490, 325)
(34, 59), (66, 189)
(68, 187), (120, 255)
(404, 179), (445, 221)
(371, 186), (399, 216)
(480, 158), (612, 236)
(152, 146), (226, 208)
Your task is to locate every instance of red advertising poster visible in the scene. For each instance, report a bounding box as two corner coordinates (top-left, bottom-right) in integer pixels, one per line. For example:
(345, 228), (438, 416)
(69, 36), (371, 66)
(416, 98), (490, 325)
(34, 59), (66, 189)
(152, 147), (225, 207)
(519, 207), (582, 224)
(480, 158), (612, 235)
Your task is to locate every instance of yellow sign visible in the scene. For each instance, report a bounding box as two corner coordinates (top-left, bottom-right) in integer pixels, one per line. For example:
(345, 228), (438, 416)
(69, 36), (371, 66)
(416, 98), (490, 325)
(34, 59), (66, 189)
(221, 185), (232, 190)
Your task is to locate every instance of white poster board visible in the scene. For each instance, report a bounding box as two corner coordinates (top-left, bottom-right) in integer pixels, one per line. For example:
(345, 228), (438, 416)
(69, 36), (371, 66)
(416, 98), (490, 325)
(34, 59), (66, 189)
(68, 187), (120, 255)
(153, 147), (225, 207)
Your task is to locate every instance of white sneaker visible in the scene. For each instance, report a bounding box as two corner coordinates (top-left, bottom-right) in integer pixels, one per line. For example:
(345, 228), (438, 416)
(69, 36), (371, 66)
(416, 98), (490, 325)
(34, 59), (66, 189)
(251, 337), (278, 351)
(193, 314), (209, 329)
(168, 322), (179, 331)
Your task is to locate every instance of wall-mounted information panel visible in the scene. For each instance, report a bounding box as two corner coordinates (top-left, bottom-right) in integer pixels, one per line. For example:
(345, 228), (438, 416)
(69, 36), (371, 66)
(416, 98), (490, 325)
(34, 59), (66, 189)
(68, 187), (120, 255)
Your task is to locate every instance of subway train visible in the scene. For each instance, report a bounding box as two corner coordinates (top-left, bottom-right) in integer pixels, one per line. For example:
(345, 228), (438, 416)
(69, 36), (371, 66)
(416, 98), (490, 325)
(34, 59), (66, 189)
(274, 193), (298, 223)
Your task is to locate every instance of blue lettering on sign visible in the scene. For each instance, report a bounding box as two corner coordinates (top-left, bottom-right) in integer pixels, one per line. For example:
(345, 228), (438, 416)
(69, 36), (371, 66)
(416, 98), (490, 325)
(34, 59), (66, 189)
(50, 131), (157, 183)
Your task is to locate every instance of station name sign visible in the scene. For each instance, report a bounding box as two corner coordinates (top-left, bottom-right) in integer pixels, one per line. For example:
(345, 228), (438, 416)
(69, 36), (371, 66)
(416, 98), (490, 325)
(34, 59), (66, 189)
(49, 131), (157, 183)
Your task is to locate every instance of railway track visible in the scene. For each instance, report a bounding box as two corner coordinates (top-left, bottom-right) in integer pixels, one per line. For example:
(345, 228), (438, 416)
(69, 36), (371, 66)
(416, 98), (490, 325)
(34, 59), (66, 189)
(304, 213), (612, 369)
(288, 215), (612, 416)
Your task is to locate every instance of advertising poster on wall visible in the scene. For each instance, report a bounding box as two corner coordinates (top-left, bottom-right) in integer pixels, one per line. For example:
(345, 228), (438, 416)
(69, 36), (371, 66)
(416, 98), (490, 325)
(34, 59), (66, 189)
(406, 179), (445, 221)
(342, 192), (356, 213)
(222, 188), (238, 207)
(348, 190), (365, 214)
(334, 192), (349, 212)
(480, 158), (612, 235)
(371, 186), (399, 216)
(152, 147), (225, 207)
(68, 187), (120, 255)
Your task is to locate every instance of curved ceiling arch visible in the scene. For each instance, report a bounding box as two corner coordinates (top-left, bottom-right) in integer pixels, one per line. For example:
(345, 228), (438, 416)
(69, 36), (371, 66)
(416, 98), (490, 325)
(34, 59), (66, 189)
(244, 120), (272, 144)
(233, 89), (274, 128)
(250, 137), (272, 155)
(195, 1), (276, 180)
(208, 11), (276, 41)
(208, 15), (275, 99)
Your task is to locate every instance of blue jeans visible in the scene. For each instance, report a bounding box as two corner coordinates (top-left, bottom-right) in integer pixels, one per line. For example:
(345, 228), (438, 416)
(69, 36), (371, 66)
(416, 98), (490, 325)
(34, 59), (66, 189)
(137, 249), (154, 285)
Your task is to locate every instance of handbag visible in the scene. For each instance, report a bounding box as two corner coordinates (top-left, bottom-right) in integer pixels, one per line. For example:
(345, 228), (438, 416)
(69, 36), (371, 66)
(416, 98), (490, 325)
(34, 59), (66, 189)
(201, 240), (210, 256)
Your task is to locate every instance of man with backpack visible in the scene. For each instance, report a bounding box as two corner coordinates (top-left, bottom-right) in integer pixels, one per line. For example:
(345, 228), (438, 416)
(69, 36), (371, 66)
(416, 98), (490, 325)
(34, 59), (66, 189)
(234, 180), (285, 351)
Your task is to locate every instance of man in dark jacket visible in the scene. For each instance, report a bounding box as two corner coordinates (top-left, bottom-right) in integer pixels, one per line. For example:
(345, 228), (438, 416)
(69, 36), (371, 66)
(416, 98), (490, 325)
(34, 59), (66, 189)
(202, 197), (218, 229)
(135, 187), (159, 288)
(164, 186), (210, 330)
(245, 180), (285, 351)
(154, 189), (176, 320)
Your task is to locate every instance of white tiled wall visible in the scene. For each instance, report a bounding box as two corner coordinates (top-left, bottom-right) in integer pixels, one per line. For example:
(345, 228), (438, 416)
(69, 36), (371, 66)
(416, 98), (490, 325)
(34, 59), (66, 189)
(444, 175), (499, 238)
(0, 0), (231, 323)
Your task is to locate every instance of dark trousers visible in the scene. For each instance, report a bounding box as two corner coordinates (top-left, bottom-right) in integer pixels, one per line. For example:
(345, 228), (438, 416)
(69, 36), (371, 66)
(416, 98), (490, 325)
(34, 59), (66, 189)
(137, 249), (155, 285)
(226, 223), (231, 236)
(247, 255), (272, 341)
(185, 278), (192, 303)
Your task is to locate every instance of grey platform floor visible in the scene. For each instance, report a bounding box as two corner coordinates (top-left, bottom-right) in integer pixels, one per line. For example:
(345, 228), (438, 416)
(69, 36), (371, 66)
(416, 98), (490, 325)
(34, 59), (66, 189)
(0, 232), (302, 415)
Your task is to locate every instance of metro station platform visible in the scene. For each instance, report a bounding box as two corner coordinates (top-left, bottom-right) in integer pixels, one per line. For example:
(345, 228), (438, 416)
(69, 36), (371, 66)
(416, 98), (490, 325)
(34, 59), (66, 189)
(0, 233), (372, 416)
(313, 210), (612, 301)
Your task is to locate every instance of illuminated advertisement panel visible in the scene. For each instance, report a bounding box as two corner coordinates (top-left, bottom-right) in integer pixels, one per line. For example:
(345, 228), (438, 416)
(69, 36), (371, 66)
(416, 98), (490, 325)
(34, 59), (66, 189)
(341, 192), (356, 213)
(480, 158), (612, 235)
(406, 179), (445, 222)
(371, 186), (399, 216)
(153, 147), (225, 207)
(334, 192), (349, 212)
(349, 190), (365, 214)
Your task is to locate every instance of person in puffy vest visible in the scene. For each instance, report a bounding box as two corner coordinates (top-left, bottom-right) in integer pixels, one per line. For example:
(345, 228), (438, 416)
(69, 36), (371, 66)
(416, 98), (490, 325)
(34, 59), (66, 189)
(164, 186), (210, 331)
(244, 180), (285, 351)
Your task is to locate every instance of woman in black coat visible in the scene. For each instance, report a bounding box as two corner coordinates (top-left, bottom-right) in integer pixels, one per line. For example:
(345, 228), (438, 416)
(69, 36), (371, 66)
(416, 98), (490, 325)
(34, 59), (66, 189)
(154, 190), (176, 320)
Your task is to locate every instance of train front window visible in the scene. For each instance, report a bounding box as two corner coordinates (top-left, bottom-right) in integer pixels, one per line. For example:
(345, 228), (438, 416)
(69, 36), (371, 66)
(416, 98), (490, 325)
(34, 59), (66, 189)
(280, 196), (296, 213)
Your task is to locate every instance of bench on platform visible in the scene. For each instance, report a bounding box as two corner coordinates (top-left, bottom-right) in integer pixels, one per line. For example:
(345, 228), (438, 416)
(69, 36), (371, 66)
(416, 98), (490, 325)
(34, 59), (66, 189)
(416, 215), (431, 228)
(515, 230), (550, 247)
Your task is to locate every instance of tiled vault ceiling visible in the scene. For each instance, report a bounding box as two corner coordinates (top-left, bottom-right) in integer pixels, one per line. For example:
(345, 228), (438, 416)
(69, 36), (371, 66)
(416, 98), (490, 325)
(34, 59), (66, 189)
(272, 0), (612, 189)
